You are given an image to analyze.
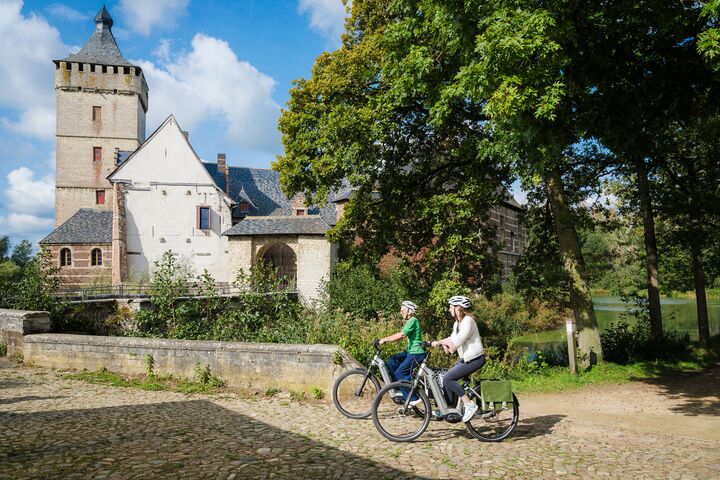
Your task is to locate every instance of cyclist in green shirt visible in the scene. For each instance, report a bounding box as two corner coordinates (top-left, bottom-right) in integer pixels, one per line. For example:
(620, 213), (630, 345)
(378, 300), (427, 405)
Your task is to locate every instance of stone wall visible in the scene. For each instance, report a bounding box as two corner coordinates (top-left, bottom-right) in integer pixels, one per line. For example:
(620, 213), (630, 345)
(489, 204), (526, 280)
(0, 309), (51, 356)
(22, 334), (360, 396)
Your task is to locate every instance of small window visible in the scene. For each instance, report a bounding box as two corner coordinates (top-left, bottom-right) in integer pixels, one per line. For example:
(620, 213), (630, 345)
(96, 190), (105, 205)
(239, 201), (250, 213)
(93, 147), (102, 162)
(198, 206), (211, 230)
(510, 231), (516, 253)
(93, 106), (101, 122)
(91, 248), (103, 266)
(60, 248), (72, 267)
(295, 209), (306, 216)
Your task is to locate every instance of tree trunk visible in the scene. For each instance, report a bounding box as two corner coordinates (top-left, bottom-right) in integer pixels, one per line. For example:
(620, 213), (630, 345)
(545, 167), (604, 366)
(633, 158), (663, 345)
(690, 235), (711, 348)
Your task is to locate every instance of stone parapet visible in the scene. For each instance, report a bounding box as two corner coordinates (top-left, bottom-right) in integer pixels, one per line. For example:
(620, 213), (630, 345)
(22, 334), (360, 399)
(0, 309), (52, 356)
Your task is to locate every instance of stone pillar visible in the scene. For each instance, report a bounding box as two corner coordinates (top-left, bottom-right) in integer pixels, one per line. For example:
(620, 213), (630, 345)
(0, 309), (51, 357)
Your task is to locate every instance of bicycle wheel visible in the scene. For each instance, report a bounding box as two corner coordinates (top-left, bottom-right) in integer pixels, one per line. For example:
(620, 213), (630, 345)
(372, 381), (431, 442)
(464, 388), (519, 442)
(332, 368), (381, 419)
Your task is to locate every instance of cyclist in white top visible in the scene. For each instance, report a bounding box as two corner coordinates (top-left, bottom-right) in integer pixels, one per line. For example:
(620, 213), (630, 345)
(431, 295), (485, 422)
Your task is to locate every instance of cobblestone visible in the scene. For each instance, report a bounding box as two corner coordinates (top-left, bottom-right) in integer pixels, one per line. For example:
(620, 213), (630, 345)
(1, 362), (719, 479)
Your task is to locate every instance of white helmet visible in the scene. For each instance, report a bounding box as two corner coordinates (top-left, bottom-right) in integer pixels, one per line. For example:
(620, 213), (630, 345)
(401, 300), (418, 313)
(448, 295), (471, 309)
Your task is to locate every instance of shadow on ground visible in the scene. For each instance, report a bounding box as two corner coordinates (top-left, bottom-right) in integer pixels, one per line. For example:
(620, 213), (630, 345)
(0, 399), (424, 479)
(630, 364), (720, 416)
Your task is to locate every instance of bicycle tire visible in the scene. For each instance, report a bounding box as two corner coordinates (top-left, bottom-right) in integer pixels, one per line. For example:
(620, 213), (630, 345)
(371, 381), (431, 442)
(332, 368), (381, 419)
(464, 388), (519, 442)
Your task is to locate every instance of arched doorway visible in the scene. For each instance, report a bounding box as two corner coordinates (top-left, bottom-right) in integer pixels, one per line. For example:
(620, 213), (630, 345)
(259, 243), (297, 290)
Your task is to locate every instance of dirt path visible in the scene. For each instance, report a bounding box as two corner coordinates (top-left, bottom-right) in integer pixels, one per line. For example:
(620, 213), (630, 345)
(520, 365), (720, 441)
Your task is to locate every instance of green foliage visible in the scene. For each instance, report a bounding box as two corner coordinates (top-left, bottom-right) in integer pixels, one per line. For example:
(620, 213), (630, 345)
(0, 236), (9, 262)
(289, 389), (307, 402)
(10, 240), (33, 267)
(264, 387), (280, 397)
(135, 251), (192, 336)
(193, 363), (225, 388)
(319, 262), (409, 320)
(311, 386), (325, 400)
(0, 342), (6, 357)
(145, 354), (155, 378)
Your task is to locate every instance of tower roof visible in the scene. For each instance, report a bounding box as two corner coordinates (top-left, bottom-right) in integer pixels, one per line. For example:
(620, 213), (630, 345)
(60, 6), (134, 67)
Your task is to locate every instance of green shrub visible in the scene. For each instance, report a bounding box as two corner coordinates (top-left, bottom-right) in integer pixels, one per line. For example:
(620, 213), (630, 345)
(289, 389), (307, 402)
(0, 342), (6, 357)
(265, 387), (280, 397)
(311, 386), (325, 400)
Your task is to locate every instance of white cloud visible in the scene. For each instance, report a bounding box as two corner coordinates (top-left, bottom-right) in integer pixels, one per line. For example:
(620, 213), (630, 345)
(136, 33), (281, 153)
(118, 0), (190, 36)
(0, 212), (54, 238)
(153, 38), (172, 63)
(47, 3), (89, 22)
(0, 0), (69, 139)
(298, 0), (348, 45)
(6, 166), (55, 216)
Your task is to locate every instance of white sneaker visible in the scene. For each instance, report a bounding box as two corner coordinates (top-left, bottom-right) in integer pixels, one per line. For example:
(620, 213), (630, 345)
(462, 402), (478, 422)
(409, 398), (423, 407)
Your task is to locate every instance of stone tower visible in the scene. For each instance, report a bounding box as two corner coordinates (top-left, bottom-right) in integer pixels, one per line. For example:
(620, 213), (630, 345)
(53, 6), (148, 226)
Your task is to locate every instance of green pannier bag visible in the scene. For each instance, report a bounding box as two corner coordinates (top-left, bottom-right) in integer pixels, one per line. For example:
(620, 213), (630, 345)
(480, 380), (513, 411)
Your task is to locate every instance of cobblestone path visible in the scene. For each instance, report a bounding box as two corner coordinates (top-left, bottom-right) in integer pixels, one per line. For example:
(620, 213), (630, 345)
(1, 362), (718, 479)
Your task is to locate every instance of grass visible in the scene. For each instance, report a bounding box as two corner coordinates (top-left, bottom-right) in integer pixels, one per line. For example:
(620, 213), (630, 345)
(510, 354), (718, 394)
(64, 367), (227, 394)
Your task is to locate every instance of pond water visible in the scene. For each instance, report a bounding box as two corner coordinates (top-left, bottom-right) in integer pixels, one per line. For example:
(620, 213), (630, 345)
(515, 296), (720, 348)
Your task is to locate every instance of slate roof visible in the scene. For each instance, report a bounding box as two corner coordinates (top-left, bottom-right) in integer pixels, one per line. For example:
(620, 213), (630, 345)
(203, 163), (339, 227)
(60, 7), (134, 67)
(223, 216), (331, 236)
(41, 209), (113, 245)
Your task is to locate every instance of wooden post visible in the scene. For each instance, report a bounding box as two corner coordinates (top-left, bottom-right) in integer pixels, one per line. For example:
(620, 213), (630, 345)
(566, 319), (578, 374)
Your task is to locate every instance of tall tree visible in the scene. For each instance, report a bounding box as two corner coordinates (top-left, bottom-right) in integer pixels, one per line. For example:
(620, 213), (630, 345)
(11, 240), (33, 268)
(0, 236), (9, 262)
(277, 0), (606, 364)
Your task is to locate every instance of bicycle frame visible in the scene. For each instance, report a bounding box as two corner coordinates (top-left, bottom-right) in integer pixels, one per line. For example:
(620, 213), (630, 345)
(355, 349), (399, 397)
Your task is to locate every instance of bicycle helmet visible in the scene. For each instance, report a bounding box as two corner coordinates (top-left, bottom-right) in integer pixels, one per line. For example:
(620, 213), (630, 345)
(448, 295), (471, 309)
(401, 300), (418, 313)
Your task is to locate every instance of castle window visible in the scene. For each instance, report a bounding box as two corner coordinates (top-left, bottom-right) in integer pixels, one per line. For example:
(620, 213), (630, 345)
(239, 201), (250, 213)
(197, 206), (211, 230)
(91, 248), (103, 266)
(60, 248), (72, 267)
(101, 65), (107, 73)
(93, 147), (102, 162)
(124, 66), (130, 74)
(96, 190), (105, 205)
(295, 209), (306, 216)
(90, 64), (96, 73)
(510, 231), (516, 253)
(93, 106), (101, 122)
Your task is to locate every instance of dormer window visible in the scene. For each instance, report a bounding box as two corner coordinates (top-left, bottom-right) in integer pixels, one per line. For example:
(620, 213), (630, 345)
(239, 201), (250, 213)
(295, 209), (306, 216)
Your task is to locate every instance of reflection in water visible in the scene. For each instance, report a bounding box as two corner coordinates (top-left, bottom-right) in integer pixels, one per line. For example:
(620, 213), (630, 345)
(517, 296), (720, 347)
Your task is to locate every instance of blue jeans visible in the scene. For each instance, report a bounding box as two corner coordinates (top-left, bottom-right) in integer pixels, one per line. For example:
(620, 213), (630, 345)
(386, 351), (427, 401)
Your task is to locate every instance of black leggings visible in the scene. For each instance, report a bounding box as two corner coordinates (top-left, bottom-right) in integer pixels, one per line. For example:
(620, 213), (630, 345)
(444, 355), (486, 400)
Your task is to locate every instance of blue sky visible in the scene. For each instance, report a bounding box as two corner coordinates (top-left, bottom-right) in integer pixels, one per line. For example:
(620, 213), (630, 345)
(0, 0), (347, 247)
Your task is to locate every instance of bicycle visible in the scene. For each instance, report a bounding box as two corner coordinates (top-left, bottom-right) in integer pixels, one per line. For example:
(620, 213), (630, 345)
(371, 341), (519, 442)
(332, 340), (417, 419)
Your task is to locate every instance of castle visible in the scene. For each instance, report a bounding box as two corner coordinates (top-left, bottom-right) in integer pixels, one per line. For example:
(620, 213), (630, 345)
(40, 7), (525, 301)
